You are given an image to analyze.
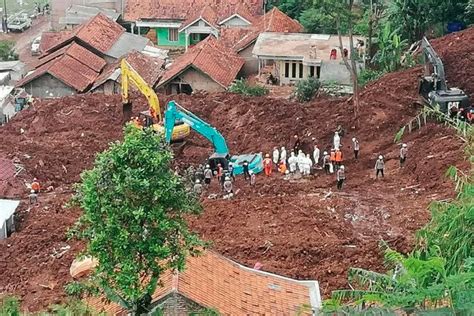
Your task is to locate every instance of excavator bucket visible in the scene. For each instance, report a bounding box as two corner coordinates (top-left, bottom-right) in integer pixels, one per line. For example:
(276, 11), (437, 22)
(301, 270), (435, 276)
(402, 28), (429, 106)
(230, 153), (264, 175)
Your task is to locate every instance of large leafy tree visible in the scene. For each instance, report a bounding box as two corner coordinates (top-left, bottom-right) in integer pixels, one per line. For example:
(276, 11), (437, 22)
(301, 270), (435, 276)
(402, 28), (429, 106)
(71, 125), (202, 315)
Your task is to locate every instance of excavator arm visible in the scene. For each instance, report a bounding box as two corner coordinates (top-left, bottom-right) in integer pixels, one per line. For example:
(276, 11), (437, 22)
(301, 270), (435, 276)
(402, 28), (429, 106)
(421, 37), (448, 91)
(121, 59), (162, 122)
(164, 101), (229, 155)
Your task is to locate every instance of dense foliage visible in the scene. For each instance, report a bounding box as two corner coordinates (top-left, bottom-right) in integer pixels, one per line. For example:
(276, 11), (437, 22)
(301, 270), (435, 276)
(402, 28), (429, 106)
(70, 126), (202, 314)
(229, 79), (269, 97)
(294, 77), (320, 102)
(0, 41), (18, 61)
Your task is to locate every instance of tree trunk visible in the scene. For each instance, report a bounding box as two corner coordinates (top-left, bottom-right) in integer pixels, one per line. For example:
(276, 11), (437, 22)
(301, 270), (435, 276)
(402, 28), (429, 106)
(367, 0), (373, 65)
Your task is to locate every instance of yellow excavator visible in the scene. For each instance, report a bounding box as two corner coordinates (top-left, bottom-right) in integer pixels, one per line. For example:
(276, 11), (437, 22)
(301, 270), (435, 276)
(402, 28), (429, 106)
(121, 59), (190, 141)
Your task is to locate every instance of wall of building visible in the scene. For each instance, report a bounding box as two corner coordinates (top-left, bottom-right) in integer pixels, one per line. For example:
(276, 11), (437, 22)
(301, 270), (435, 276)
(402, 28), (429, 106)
(150, 293), (206, 316)
(319, 61), (353, 85)
(238, 42), (258, 77)
(92, 80), (119, 95)
(22, 74), (76, 98)
(180, 68), (225, 93)
(222, 16), (250, 27)
(156, 27), (186, 47)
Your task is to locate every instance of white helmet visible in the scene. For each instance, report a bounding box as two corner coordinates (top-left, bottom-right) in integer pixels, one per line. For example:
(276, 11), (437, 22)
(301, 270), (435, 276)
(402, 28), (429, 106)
(285, 170), (289, 174)
(30, 189), (35, 193)
(379, 155), (383, 160)
(323, 151), (328, 155)
(206, 164), (210, 168)
(225, 177), (230, 181)
(352, 137), (356, 142)
(340, 165), (345, 170)
(281, 146), (285, 150)
(291, 152), (295, 156)
(249, 171), (253, 175)
(195, 179), (200, 184)
(402, 144), (407, 148)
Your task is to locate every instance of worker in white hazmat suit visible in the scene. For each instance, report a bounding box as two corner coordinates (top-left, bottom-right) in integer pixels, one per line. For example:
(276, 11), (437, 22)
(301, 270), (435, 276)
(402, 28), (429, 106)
(272, 146), (279, 168)
(280, 146), (287, 164)
(288, 152), (297, 173)
(313, 144), (320, 166)
(333, 132), (341, 150)
(297, 150), (305, 174)
(304, 154), (313, 175)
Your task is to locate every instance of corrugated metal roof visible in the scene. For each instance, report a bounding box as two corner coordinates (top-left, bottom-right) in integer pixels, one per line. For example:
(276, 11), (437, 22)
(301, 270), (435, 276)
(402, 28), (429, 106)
(60, 5), (120, 25)
(106, 32), (149, 59)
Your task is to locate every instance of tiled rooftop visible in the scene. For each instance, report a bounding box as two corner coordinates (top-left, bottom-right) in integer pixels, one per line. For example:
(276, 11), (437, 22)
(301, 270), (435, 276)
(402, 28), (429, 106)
(158, 37), (244, 88)
(86, 250), (320, 315)
(124, 0), (264, 22)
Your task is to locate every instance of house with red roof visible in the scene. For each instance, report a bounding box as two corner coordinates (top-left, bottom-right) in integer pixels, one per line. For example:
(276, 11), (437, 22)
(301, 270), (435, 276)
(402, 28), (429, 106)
(85, 250), (322, 315)
(17, 13), (152, 98)
(156, 37), (244, 94)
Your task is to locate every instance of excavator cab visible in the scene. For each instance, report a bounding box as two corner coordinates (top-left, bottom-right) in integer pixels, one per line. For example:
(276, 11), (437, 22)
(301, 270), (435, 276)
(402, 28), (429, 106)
(138, 110), (189, 141)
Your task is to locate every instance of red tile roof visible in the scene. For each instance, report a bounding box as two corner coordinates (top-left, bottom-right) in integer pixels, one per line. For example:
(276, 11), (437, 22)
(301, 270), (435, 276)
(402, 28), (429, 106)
(43, 13), (125, 55)
(180, 5), (220, 31)
(158, 36), (244, 88)
(17, 45), (105, 92)
(0, 158), (15, 182)
(86, 250), (320, 315)
(39, 31), (75, 53)
(73, 13), (125, 54)
(35, 43), (106, 72)
(125, 51), (165, 87)
(124, 0), (264, 22)
(224, 7), (303, 52)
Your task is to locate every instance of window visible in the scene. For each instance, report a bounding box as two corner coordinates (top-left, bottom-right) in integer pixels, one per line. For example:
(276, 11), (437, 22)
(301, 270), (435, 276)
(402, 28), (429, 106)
(299, 63), (303, 78)
(316, 66), (321, 78)
(191, 33), (200, 41)
(168, 28), (178, 42)
(291, 63), (296, 78)
(284, 62), (289, 78)
(309, 66), (315, 78)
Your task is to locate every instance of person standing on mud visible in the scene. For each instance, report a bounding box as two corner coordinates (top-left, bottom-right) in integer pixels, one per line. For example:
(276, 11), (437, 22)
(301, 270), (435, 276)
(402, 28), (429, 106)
(399, 144), (408, 168)
(352, 137), (360, 160)
(203, 164), (212, 186)
(293, 135), (301, 153)
(242, 160), (250, 180)
(272, 147), (279, 170)
(375, 155), (385, 178)
(323, 151), (330, 174)
(336, 165), (346, 190)
(313, 144), (320, 166)
(250, 171), (256, 186)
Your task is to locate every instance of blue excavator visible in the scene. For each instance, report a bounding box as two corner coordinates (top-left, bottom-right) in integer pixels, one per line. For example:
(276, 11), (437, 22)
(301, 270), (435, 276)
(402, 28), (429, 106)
(164, 100), (263, 175)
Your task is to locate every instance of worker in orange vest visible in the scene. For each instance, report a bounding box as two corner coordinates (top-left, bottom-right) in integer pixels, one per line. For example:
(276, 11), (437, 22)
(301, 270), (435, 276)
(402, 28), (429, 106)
(335, 149), (343, 170)
(31, 178), (40, 193)
(263, 153), (272, 176)
(131, 116), (142, 128)
(278, 161), (287, 174)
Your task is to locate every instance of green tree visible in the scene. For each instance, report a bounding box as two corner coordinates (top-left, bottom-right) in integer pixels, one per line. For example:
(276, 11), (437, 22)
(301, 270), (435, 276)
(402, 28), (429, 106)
(299, 8), (338, 33)
(275, 0), (310, 19)
(294, 77), (320, 102)
(0, 41), (17, 61)
(466, 0), (474, 24)
(70, 125), (202, 315)
(314, 0), (361, 120)
(373, 23), (409, 72)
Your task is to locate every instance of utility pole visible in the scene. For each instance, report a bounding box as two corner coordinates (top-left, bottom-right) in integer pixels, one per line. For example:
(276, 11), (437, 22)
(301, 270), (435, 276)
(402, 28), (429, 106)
(2, 0), (7, 33)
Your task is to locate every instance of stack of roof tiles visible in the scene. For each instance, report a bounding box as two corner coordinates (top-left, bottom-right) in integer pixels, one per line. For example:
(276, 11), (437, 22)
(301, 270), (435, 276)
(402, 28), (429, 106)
(159, 37), (244, 88)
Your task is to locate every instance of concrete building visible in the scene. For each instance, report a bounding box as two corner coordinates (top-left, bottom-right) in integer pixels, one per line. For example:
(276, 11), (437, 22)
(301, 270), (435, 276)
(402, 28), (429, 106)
(252, 32), (365, 87)
(0, 61), (27, 83)
(86, 250), (322, 315)
(60, 5), (120, 29)
(0, 199), (19, 240)
(156, 37), (244, 94)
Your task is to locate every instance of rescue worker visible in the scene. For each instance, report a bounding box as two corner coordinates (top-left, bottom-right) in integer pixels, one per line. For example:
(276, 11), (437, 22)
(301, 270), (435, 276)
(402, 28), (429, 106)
(242, 160), (250, 180)
(352, 137), (360, 160)
(335, 149), (343, 169)
(400, 144), (408, 168)
(131, 116), (141, 128)
(228, 162), (235, 181)
(288, 152), (297, 173)
(329, 149), (336, 172)
(333, 132), (341, 150)
(272, 147), (279, 169)
(293, 135), (301, 153)
(297, 150), (305, 174)
(313, 144), (320, 166)
(250, 171), (256, 186)
(280, 146), (287, 165)
(223, 176), (233, 194)
(375, 155), (385, 178)
(31, 178), (40, 194)
(29, 189), (38, 204)
(336, 165), (346, 190)
(217, 163), (224, 186)
(323, 151), (330, 174)
(278, 161), (287, 174)
(203, 164), (212, 186)
(193, 179), (203, 195)
(194, 165), (204, 182)
(263, 154), (272, 176)
(304, 154), (312, 175)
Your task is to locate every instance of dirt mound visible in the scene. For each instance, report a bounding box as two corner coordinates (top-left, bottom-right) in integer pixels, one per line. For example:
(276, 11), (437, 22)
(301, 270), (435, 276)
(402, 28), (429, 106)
(0, 28), (472, 311)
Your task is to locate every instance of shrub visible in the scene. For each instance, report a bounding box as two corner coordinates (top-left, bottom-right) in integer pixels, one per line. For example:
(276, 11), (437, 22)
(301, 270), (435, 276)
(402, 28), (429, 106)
(229, 79), (269, 97)
(358, 68), (384, 86)
(294, 77), (320, 102)
(0, 41), (18, 61)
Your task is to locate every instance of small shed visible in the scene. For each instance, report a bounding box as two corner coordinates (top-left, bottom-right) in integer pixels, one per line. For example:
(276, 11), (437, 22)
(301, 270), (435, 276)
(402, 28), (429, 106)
(0, 199), (19, 239)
